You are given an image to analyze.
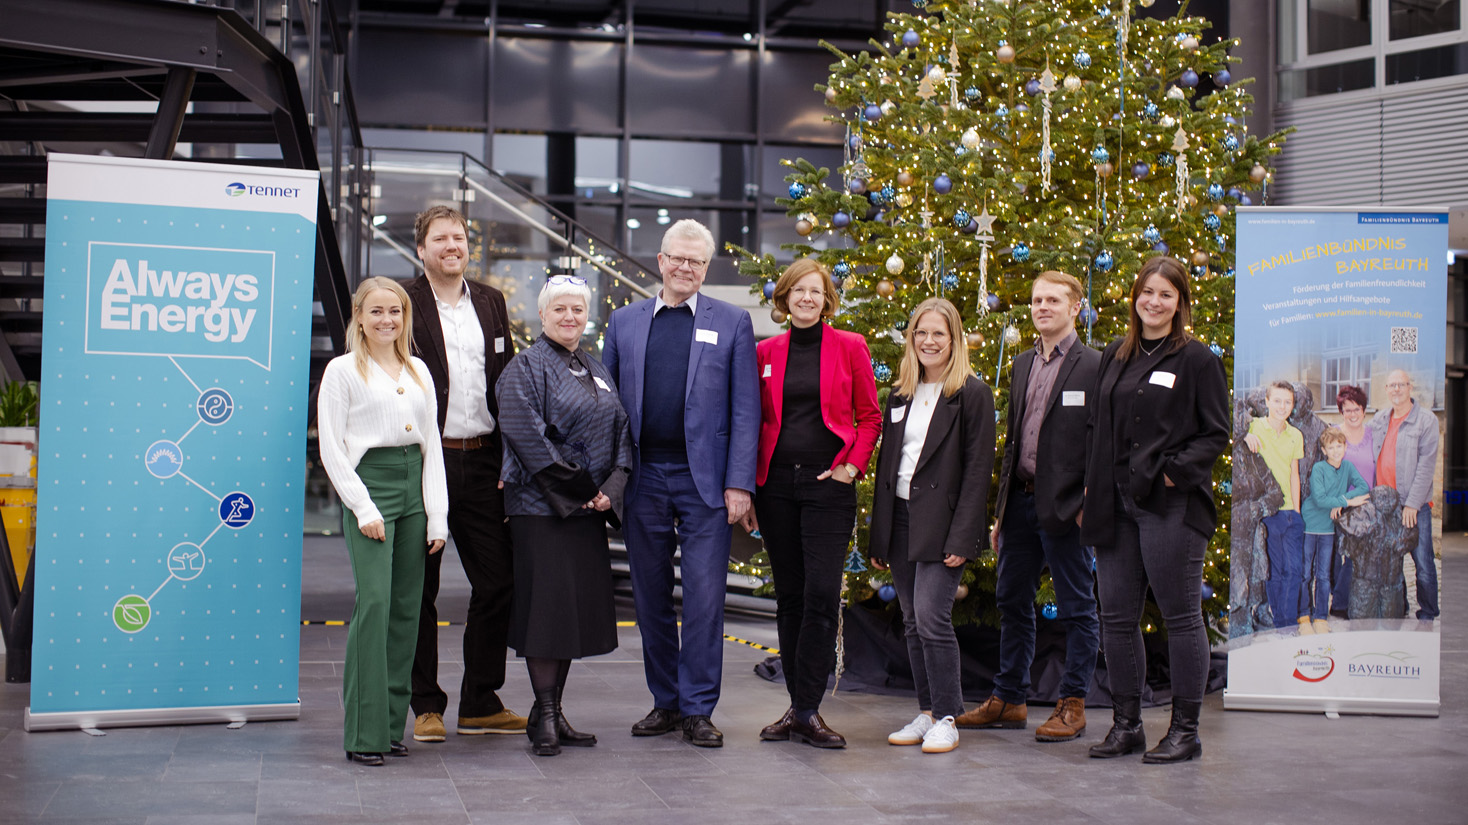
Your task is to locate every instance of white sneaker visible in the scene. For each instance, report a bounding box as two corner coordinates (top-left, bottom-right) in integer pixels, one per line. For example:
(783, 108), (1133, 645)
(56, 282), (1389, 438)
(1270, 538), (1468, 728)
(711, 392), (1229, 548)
(888, 713), (935, 746)
(921, 715), (960, 753)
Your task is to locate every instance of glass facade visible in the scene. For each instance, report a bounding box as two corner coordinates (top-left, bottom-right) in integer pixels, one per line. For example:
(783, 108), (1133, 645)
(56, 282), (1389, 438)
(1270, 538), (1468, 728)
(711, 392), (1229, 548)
(1280, 0), (1468, 99)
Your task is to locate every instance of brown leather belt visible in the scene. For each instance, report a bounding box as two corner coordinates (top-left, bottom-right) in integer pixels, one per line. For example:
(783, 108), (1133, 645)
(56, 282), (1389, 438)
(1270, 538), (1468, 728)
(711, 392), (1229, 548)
(441, 435), (488, 451)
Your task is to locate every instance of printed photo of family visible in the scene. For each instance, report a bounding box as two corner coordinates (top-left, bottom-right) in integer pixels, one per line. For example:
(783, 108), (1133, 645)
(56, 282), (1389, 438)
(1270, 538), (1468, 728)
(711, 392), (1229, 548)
(1229, 369), (1441, 639)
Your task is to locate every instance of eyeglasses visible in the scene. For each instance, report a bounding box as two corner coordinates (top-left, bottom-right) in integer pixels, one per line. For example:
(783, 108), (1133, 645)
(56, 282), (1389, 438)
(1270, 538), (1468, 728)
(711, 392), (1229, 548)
(663, 255), (709, 271)
(547, 275), (587, 286)
(1386, 382), (1410, 389)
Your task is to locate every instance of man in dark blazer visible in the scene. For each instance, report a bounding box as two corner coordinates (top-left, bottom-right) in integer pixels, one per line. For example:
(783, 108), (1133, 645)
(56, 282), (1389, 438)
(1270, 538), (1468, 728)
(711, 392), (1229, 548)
(601, 219), (760, 748)
(402, 205), (525, 742)
(956, 270), (1100, 742)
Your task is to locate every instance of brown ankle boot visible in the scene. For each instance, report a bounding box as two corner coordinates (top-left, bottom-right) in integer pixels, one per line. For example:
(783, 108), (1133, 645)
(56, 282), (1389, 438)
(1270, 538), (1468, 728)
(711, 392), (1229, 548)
(1035, 697), (1087, 742)
(954, 695), (1027, 729)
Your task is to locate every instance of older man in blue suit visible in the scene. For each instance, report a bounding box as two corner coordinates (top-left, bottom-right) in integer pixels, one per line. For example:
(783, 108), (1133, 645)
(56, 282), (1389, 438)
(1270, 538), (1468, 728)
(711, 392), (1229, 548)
(602, 219), (760, 747)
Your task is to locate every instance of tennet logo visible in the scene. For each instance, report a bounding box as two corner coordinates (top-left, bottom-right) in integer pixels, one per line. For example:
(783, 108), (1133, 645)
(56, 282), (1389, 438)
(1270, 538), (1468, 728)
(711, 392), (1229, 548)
(223, 181), (302, 199)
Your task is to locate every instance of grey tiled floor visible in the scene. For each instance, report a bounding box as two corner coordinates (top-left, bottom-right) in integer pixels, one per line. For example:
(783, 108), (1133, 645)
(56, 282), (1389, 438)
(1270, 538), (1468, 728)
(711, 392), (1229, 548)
(2, 537), (1465, 824)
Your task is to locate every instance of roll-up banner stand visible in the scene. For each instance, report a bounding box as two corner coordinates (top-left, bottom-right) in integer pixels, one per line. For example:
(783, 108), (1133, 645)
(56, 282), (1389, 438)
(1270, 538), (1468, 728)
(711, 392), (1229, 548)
(26, 154), (318, 731)
(1226, 206), (1446, 716)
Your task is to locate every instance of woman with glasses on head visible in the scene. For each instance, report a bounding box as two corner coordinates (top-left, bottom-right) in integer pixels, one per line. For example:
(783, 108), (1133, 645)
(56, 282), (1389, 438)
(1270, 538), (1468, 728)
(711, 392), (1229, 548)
(1081, 255), (1229, 764)
(868, 297), (995, 754)
(741, 257), (881, 748)
(318, 277), (448, 766)
(1329, 385), (1373, 616)
(496, 274), (633, 757)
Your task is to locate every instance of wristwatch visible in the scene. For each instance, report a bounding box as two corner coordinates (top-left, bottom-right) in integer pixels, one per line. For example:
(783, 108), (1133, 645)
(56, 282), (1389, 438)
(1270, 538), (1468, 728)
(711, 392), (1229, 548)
(842, 462), (859, 478)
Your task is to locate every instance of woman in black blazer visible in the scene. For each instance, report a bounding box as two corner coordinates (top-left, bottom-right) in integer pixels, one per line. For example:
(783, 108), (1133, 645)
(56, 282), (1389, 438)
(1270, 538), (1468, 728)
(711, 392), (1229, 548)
(868, 297), (995, 754)
(1081, 255), (1229, 764)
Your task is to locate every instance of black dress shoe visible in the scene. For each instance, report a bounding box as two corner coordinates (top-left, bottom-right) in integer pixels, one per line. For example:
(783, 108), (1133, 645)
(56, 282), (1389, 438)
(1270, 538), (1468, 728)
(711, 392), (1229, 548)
(790, 713), (846, 749)
(760, 707), (796, 741)
(682, 715), (724, 748)
(387, 741), (409, 757)
(345, 751), (384, 766)
(631, 707), (682, 737)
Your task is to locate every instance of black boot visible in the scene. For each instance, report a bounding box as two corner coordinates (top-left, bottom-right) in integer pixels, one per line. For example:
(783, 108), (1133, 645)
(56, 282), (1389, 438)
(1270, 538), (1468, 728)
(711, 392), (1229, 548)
(530, 688), (560, 757)
(1143, 698), (1202, 764)
(554, 685), (596, 747)
(1089, 694), (1146, 759)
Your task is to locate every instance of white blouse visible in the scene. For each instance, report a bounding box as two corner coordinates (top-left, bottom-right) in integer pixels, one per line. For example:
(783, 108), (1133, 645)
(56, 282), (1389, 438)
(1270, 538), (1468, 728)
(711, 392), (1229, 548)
(896, 382), (942, 500)
(317, 353), (449, 541)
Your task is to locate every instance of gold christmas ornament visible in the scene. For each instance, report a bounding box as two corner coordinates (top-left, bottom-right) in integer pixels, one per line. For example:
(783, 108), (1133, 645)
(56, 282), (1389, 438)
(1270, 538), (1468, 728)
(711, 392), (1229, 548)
(1214, 204), (1230, 218)
(795, 218), (814, 236)
(896, 192), (914, 208)
(1063, 74), (1081, 91)
(770, 308), (788, 324)
(954, 584), (970, 601)
(1184, 194), (1198, 207)
(997, 44), (1016, 64)
(966, 331), (985, 349)
(897, 170), (915, 187)
(824, 86), (838, 103)
(1191, 250), (1210, 267)
(876, 278), (897, 297)
(1250, 164), (1268, 184)
(1095, 162), (1113, 178)
(927, 65), (947, 84)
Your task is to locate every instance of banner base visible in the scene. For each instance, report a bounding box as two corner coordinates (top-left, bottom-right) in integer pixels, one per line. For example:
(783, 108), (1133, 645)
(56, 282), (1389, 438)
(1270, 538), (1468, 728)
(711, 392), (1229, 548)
(1223, 690), (1438, 717)
(23, 701), (300, 732)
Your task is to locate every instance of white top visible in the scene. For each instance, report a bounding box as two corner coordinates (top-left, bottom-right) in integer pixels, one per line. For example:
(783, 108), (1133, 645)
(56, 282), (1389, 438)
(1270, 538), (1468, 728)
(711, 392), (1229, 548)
(317, 353), (449, 541)
(434, 281), (497, 439)
(896, 382), (942, 500)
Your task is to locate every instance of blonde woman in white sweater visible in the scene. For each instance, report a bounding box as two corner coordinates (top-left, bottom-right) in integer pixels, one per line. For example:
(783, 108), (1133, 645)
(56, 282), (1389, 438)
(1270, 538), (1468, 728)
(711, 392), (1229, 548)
(318, 277), (448, 766)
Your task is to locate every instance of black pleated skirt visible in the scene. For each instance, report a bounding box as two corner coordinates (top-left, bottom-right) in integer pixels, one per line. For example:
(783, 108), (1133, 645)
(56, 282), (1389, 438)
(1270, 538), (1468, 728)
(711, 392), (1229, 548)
(507, 515), (618, 660)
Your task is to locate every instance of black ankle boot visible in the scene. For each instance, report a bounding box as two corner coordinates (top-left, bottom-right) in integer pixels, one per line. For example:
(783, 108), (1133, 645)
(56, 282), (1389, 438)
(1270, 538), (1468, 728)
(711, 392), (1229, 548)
(1089, 694), (1146, 758)
(1143, 697), (1202, 763)
(554, 685), (596, 746)
(530, 688), (560, 757)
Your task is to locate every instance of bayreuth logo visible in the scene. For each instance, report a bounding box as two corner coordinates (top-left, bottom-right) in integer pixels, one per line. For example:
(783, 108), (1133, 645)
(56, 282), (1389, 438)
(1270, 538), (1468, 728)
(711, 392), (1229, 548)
(225, 182), (246, 197)
(1291, 644), (1335, 683)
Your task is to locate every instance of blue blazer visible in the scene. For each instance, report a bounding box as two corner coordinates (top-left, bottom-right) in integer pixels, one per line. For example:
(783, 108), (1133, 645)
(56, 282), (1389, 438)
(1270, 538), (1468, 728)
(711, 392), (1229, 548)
(602, 293), (760, 510)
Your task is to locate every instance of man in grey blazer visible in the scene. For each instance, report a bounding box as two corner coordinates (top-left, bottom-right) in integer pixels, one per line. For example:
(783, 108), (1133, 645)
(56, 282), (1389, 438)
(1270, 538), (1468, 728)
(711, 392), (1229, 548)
(957, 270), (1100, 741)
(1370, 369), (1439, 620)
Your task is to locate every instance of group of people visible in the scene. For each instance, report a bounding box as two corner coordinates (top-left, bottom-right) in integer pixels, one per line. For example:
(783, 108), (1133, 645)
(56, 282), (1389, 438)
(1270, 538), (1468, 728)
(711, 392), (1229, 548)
(317, 209), (1230, 766)
(1245, 370), (1438, 631)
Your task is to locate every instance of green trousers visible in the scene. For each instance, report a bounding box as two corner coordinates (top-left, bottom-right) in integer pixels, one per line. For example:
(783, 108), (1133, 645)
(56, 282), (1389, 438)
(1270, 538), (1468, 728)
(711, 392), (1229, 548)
(343, 446), (427, 753)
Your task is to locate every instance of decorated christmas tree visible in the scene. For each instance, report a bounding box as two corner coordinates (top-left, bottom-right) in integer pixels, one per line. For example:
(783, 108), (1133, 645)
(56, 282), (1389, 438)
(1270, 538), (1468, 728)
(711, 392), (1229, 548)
(732, 0), (1288, 636)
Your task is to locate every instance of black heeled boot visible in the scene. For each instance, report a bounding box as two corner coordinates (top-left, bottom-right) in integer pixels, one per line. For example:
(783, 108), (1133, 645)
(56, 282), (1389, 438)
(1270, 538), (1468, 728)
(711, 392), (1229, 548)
(1143, 697), (1202, 764)
(554, 685), (596, 747)
(1088, 694), (1146, 759)
(530, 688), (561, 757)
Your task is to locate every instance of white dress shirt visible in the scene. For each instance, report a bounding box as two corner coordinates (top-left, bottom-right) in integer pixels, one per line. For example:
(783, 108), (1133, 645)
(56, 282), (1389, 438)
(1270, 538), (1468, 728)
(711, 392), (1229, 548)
(896, 382), (942, 500)
(317, 353), (449, 541)
(654, 289), (699, 315)
(434, 281), (497, 439)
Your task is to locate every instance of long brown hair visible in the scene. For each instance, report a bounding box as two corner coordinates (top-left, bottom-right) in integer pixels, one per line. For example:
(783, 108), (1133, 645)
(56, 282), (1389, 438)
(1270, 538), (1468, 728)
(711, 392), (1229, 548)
(892, 297), (975, 399)
(347, 277), (426, 390)
(1117, 255), (1194, 361)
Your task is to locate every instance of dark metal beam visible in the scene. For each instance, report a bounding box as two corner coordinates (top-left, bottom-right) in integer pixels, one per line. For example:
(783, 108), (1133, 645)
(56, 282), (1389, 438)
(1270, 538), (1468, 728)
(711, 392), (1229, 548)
(0, 61), (165, 89)
(0, 111), (279, 144)
(144, 66), (196, 160)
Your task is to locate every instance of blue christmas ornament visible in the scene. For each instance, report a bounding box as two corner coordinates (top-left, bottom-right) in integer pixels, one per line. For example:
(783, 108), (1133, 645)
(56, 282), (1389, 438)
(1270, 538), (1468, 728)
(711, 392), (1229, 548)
(965, 85), (980, 100)
(1240, 195), (1253, 206)
(1152, 241), (1170, 255)
(787, 182), (807, 200)
(1143, 102), (1161, 122)
(1192, 265), (1208, 277)
(954, 145), (967, 157)
(1215, 69), (1233, 86)
(1204, 214), (1221, 231)
(878, 584), (898, 602)
(1042, 603), (1059, 620)
(1224, 267), (1236, 278)
(1091, 146), (1110, 163)
(849, 134), (862, 151)
(995, 104), (1010, 118)
(873, 362), (893, 382)
(962, 218), (979, 235)
(1215, 233), (1228, 250)
(1080, 307), (1098, 327)
(1014, 103), (1030, 114)
(1025, 78), (1042, 96)
(1209, 343), (1225, 358)
(1094, 250), (1114, 272)
(833, 260), (852, 277)
(1012, 243), (1030, 262)
(762, 281), (775, 299)
(952, 209), (972, 228)
(1132, 162), (1151, 179)
(1040, 148), (1057, 163)
(1179, 68), (1200, 88)
(868, 191), (883, 206)
(1201, 582), (1215, 600)
(1224, 115), (1239, 125)
(1220, 480), (1233, 495)
(848, 177), (867, 194)
(901, 29), (920, 49)
(832, 211), (851, 229)
(894, 317), (908, 331)
(864, 103), (882, 122)
(1207, 183), (1225, 201)
(1222, 134), (1240, 151)
(933, 173), (953, 194)
(880, 184), (896, 203)
(911, 0), (926, 7)
(1074, 51), (1091, 69)
(844, 549), (867, 574)
(941, 273), (959, 290)
(1157, 151), (1174, 167)
(1227, 186), (1244, 201)
(986, 293), (1002, 311)
(1143, 225), (1162, 245)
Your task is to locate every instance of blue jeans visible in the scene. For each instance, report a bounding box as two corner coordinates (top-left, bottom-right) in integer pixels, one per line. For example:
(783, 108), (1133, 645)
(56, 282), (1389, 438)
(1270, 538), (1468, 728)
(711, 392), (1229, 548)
(1410, 513), (1438, 620)
(994, 488), (1099, 704)
(1262, 510), (1305, 628)
(1303, 533), (1333, 621)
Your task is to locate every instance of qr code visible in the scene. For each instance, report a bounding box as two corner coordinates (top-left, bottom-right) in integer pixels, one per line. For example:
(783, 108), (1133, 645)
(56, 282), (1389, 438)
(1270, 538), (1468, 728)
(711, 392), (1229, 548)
(1391, 327), (1418, 354)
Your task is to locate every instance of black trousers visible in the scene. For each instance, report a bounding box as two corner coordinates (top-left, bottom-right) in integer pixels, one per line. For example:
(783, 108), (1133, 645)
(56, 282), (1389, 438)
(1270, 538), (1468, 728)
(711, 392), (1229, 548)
(754, 463), (856, 713)
(411, 443), (513, 718)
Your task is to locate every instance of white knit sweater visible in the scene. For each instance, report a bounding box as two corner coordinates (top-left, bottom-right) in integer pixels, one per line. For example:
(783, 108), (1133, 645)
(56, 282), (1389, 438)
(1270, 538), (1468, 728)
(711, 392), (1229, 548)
(317, 353), (449, 541)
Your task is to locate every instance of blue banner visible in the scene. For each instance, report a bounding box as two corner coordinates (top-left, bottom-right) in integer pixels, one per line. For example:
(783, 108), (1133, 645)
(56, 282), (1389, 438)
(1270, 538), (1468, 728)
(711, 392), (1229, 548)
(1225, 206), (1445, 716)
(28, 155), (318, 729)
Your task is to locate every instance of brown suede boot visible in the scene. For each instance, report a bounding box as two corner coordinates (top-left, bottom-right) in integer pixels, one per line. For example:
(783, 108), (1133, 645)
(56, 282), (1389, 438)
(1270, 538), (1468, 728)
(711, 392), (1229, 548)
(954, 695), (1027, 729)
(1035, 697), (1087, 742)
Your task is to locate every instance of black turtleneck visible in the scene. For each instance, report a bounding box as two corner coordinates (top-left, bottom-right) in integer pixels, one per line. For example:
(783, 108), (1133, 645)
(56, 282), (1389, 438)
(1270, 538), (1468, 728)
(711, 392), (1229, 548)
(771, 322), (845, 467)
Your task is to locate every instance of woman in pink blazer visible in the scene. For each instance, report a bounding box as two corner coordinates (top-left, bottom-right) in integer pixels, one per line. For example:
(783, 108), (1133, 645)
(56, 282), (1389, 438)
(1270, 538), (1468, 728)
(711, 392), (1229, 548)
(742, 257), (880, 748)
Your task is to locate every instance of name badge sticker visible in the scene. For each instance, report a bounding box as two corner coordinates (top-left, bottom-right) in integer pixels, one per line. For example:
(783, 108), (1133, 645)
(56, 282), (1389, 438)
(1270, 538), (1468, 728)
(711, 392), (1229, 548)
(1149, 371), (1177, 389)
(891, 406), (906, 423)
(762, 364), (772, 378)
(695, 329), (719, 345)
(1062, 390), (1085, 406)
(494, 336), (505, 354)
(593, 376), (611, 392)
